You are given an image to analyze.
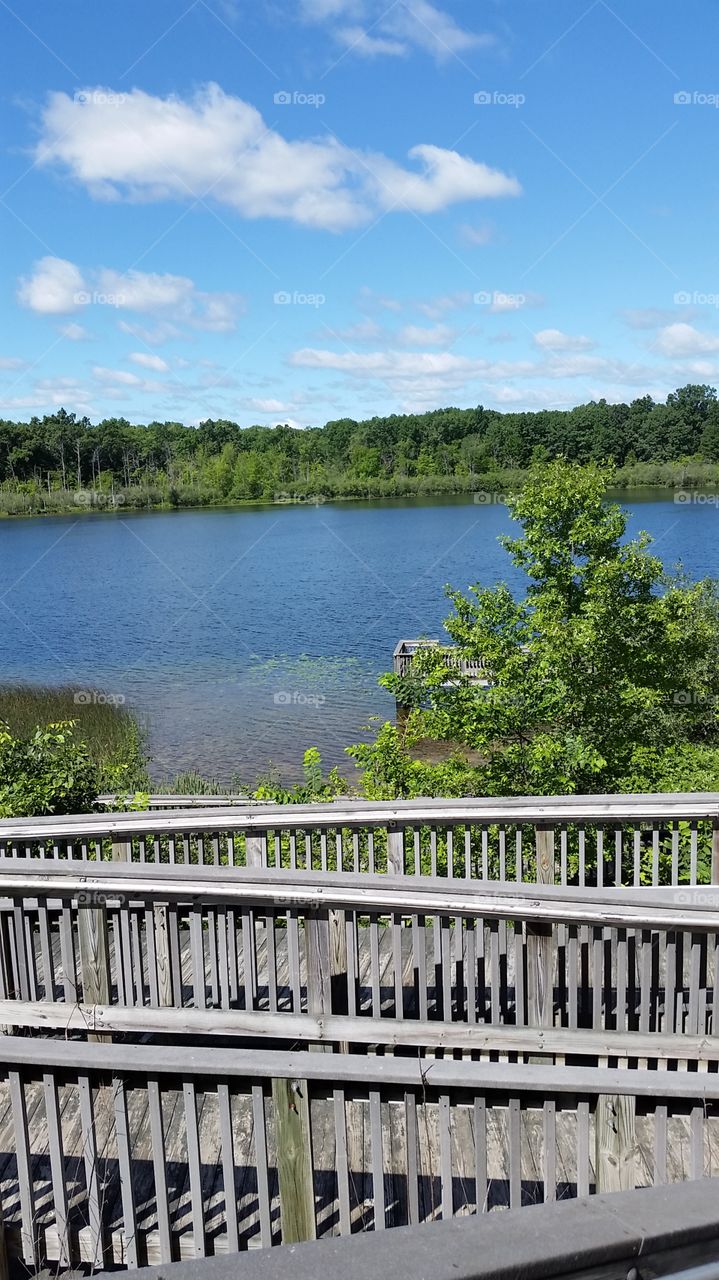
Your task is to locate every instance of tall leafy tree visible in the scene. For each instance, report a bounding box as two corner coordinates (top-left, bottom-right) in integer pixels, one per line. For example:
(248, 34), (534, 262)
(351, 460), (719, 797)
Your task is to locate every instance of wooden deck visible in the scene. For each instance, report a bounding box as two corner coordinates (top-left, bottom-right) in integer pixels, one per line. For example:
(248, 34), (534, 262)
(1, 921), (718, 1267)
(0, 1057), (714, 1268)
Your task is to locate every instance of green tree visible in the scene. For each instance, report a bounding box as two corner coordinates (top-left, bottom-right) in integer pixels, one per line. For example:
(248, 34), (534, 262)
(350, 460), (719, 797)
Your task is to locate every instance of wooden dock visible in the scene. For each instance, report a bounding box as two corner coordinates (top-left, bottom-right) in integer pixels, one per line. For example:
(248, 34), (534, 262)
(0, 794), (716, 1272)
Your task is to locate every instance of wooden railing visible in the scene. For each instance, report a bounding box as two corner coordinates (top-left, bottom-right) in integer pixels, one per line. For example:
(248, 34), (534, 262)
(393, 639), (492, 681)
(1, 792), (719, 885)
(3, 1036), (719, 1270)
(0, 794), (718, 1273)
(0, 861), (718, 1060)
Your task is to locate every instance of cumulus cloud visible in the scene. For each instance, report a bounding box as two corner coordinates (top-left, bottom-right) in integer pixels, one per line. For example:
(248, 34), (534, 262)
(655, 323), (719, 357)
(17, 257), (242, 331)
(36, 85), (521, 232)
(533, 328), (595, 352)
(16, 256), (85, 314)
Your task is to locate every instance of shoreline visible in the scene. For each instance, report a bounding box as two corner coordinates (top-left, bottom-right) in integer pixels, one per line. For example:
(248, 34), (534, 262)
(1, 466), (719, 520)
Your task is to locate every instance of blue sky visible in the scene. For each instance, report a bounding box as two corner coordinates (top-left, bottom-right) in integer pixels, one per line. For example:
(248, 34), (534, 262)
(1, 0), (718, 426)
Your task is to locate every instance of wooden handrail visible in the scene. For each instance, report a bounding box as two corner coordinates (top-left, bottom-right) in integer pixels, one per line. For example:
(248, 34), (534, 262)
(0, 860), (715, 927)
(1, 790), (719, 839)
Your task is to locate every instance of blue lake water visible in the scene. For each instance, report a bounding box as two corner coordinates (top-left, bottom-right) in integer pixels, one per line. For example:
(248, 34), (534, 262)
(0, 491), (717, 782)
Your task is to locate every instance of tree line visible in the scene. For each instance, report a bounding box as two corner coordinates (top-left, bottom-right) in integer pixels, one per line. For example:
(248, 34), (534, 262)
(2, 383), (719, 514)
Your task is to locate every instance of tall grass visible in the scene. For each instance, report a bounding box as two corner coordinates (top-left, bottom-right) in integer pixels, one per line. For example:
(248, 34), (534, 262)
(0, 684), (148, 790)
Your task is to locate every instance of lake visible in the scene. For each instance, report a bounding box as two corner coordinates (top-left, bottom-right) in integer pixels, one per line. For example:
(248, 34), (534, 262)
(0, 490), (717, 783)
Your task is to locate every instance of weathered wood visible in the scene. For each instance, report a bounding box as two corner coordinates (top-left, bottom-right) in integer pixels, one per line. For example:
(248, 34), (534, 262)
(526, 826), (555, 1038)
(595, 1093), (636, 1192)
(271, 1076), (316, 1244)
(78, 904), (111, 1043)
(153, 903), (173, 1006)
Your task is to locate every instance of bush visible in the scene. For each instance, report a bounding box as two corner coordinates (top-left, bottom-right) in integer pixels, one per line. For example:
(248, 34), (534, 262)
(0, 721), (100, 817)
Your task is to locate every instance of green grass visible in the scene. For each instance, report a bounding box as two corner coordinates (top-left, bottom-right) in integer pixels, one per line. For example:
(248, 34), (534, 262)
(0, 684), (148, 791)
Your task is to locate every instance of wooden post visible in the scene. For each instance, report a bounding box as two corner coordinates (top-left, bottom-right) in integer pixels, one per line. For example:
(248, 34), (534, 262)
(306, 910), (332, 1025)
(271, 1077), (316, 1244)
(78, 902), (111, 1043)
(0, 915), (15, 1035)
(526, 826), (555, 1036)
(595, 1093), (636, 1192)
(112, 835), (131, 863)
(154, 904), (173, 1007)
(387, 823), (404, 876)
(245, 835), (263, 1003)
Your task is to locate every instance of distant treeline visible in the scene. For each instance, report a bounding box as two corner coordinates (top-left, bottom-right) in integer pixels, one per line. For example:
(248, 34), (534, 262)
(2, 383), (719, 514)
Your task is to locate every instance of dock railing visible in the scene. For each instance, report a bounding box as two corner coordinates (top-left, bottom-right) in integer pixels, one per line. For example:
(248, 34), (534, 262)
(2, 791), (719, 885)
(0, 792), (719, 1272)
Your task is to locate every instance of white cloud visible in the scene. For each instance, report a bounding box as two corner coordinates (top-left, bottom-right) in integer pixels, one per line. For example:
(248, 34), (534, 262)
(37, 85), (521, 232)
(323, 318), (385, 343)
(92, 366), (143, 386)
(534, 328), (595, 352)
(620, 307), (684, 330)
(17, 256), (85, 314)
(129, 352), (169, 372)
(289, 347), (658, 397)
(337, 26), (407, 56)
(398, 323), (456, 347)
(0, 356), (27, 370)
(302, 0), (491, 61)
(118, 319), (182, 346)
(416, 290), (473, 319)
(655, 323), (719, 357)
(59, 321), (91, 341)
(247, 397), (293, 413)
(18, 257), (241, 331)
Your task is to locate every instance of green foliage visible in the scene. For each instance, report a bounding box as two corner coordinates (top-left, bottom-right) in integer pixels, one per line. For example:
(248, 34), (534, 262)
(0, 685), (148, 793)
(251, 747), (351, 804)
(0, 720), (100, 817)
(2, 387), (719, 515)
(351, 459), (719, 800)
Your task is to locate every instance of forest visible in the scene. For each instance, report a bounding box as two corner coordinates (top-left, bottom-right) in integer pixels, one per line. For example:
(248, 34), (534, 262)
(1, 382), (719, 514)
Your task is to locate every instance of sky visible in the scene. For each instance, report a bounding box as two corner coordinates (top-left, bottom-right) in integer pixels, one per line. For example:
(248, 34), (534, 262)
(1, 0), (718, 427)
